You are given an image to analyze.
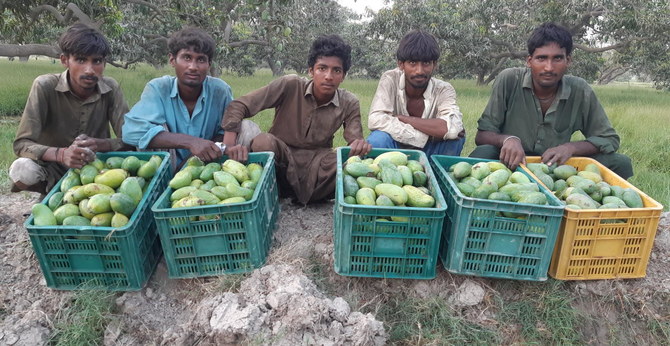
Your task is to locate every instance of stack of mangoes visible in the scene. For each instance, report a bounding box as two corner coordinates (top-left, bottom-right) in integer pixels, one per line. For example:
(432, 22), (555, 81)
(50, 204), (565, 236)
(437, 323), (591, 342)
(449, 160), (550, 207)
(167, 156), (263, 209)
(31, 154), (162, 227)
(342, 151), (436, 208)
(525, 162), (643, 210)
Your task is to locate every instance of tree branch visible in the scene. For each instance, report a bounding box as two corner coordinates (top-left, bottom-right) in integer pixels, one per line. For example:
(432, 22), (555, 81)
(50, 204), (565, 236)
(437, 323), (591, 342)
(107, 57), (142, 69)
(574, 42), (629, 53)
(0, 44), (60, 59)
(228, 40), (269, 48)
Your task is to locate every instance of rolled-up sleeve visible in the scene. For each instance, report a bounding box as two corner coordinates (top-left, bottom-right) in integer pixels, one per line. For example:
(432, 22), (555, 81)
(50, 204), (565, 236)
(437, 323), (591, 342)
(122, 83), (167, 149)
(368, 73), (429, 148)
(433, 82), (464, 140)
(107, 79), (130, 151)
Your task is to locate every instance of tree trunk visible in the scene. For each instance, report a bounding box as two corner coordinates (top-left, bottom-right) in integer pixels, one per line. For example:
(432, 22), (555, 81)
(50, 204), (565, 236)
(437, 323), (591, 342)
(267, 58), (284, 76)
(597, 66), (629, 85)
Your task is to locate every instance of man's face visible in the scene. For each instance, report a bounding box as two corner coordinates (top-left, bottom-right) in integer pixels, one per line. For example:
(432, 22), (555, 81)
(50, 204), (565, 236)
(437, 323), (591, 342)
(308, 56), (346, 101)
(398, 60), (436, 89)
(61, 54), (105, 99)
(169, 48), (210, 89)
(526, 42), (572, 90)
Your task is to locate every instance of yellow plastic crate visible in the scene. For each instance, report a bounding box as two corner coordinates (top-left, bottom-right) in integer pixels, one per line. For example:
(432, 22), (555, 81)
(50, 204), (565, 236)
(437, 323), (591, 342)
(524, 157), (663, 280)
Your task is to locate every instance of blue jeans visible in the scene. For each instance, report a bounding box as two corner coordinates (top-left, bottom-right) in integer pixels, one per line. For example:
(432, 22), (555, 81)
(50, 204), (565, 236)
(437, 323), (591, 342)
(367, 130), (465, 157)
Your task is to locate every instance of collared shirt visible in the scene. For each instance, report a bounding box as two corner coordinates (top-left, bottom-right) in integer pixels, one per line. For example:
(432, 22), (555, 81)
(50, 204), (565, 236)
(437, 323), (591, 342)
(477, 67), (620, 155)
(368, 68), (464, 148)
(13, 70), (128, 160)
(222, 74), (363, 148)
(222, 74), (364, 203)
(122, 75), (233, 165)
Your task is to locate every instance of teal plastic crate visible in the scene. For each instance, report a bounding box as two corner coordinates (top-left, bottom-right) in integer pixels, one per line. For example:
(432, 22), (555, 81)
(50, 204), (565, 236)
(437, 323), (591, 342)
(24, 151), (171, 290)
(333, 147), (447, 279)
(431, 155), (565, 281)
(151, 152), (279, 278)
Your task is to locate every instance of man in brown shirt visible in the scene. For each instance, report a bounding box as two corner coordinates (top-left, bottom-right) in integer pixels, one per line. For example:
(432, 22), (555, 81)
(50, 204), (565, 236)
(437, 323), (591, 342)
(11, 24), (129, 195)
(222, 35), (371, 204)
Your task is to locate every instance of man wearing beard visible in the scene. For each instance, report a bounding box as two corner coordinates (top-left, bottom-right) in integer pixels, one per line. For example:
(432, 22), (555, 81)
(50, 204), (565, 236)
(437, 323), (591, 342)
(11, 23), (130, 195)
(367, 29), (465, 157)
(471, 22), (632, 179)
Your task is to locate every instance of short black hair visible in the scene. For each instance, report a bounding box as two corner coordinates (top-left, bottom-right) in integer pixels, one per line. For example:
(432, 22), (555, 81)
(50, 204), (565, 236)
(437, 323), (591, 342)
(168, 27), (216, 62)
(307, 35), (352, 74)
(527, 22), (573, 56)
(396, 30), (440, 62)
(58, 23), (111, 58)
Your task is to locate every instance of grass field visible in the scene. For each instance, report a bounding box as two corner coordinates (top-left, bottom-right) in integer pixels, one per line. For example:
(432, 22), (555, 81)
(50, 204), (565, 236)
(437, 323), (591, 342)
(0, 59), (668, 210)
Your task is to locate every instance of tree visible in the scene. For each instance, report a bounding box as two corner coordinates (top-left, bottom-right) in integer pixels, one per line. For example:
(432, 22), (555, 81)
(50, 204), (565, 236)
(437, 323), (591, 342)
(363, 0), (670, 88)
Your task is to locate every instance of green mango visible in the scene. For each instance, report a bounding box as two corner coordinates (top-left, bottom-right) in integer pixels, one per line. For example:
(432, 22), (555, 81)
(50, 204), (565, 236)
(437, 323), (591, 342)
(222, 159), (250, 183)
(90, 212), (114, 227)
(79, 164), (99, 185)
(212, 171), (239, 187)
(62, 215), (91, 226)
(111, 213), (129, 228)
(87, 193), (112, 214)
(48, 191), (64, 211)
(90, 158), (105, 171)
(105, 156), (124, 169)
(137, 160), (158, 180)
(169, 170), (193, 190)
(117, 178), (143, 205)
(53, 204), (80, 225)
(199, 162), (221, 182)
(79, 199), (96, 219)
(94, 168), (129, 189)
(82, 183), (115, 198)
(247, 163), (264, 183)
(32, 204), (57, 226)
(60, 172), (81, 193)
(121, 156), (142, 175)
(110, 192), (137, 217)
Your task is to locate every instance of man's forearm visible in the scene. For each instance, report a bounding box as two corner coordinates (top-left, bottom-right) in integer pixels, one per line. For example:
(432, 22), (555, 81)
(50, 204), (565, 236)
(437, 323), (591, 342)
(148, 132), (198, 150)
(398, 115), (448, 138)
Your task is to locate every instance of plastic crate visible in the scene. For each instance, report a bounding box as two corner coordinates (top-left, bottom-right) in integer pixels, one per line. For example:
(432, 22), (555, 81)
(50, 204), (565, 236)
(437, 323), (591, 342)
(151, 152), (279, 278)
(333, 147), (447, 279)
(431, 155), (565, 281)
(524, 157), (663, 280)
(24, 151), (171, 290)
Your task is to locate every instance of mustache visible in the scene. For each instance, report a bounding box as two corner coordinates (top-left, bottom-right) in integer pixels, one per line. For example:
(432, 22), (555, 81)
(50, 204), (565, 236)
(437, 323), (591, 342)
(412, 74), (428, 79)
(80, 76), (99, 82)
(540, 72), (556, 77)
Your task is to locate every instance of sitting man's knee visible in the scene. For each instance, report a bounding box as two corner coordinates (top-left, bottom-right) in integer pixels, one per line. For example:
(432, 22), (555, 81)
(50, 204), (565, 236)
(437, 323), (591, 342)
(250, 132), (276, 152)
(366, 130), (394, 148)
(237, 120), (262, 148)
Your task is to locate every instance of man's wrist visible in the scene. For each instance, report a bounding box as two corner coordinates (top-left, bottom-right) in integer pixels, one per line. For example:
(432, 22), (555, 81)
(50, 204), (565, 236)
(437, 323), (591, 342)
(502, 135), (520, 147)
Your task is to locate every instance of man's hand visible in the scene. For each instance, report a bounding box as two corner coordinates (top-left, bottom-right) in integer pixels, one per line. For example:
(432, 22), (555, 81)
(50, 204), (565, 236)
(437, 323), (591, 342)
(61, 145), (96, 169)
(348, 139), (372, 157)
(541, 144), (575, 167)
(188, 138), (224, 163)
(73, 134), (110, 153)
(225, 145), (248, 162)
(499, 136), (525, 170)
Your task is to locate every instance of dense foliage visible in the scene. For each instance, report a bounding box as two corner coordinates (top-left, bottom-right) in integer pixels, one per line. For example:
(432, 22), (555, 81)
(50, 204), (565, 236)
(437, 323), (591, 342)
(1, 0), (669, 88)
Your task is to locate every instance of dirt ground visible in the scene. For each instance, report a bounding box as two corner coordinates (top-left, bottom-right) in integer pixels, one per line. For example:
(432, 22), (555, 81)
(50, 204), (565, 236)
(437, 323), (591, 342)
(0, 191), (668, 345)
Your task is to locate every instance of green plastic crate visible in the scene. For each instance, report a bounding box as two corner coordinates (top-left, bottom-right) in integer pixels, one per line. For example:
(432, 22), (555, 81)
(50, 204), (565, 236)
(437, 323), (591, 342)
(151, 152), (279, 278)
(431, 155), (564, 281)
(333, 147), (447, 279)
(24, 151), (171, 290)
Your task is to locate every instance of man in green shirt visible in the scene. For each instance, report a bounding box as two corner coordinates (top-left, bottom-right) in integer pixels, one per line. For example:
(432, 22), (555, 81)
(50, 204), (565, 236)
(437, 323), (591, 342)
(470, 22), (633, 179)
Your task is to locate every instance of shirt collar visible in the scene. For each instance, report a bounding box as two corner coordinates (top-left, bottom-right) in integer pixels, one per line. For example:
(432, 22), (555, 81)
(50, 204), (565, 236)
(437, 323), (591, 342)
(305, 79), (340, 107)
(55, 70), (111, 94)
(170, 76), (209, 100)
(522, 67), (570, 100)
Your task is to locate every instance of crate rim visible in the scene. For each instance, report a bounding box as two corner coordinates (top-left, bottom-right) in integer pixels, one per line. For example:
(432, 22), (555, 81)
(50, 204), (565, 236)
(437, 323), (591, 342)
(151, 151), (274, 214)
(430, 154), (565, 211)
(524, 156), (663, 212)
(336, 146), (447, 212)
(24, 151), (171, 234)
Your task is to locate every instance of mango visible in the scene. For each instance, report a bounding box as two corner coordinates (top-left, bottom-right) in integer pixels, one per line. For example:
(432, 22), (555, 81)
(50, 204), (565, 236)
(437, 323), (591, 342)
(578, 170), (603, 184)
(406, 160), (424, 173)
(565, 193), (599, 209)
(79, 164), (99, 185)
(53, 204), (80, 225)
(62, 215), (91, 226)
(583, 163), (601, 175)
(450, 161), (472, 179)
(247, 163), (264, 183)
(110, 193), (137, 217)
(88, 193), (112, 214)
(372, 151), (408, 166)
(375, 195), (395, 207)
(111, 213), (129, 228)
(622, 189), (643, 208)
(32, 204), (57, 226)
(343, 196), (357, 204)
(343, 174), (359, 197)
(553, 164), (577, 180)
(212, 171), (239, 187)
(90, 212), (114, 227)
(173, 196), (206, 208)
(219, 196), (246, 204)
(456, 182), (475, 196)
(118, 178), (144, 205)
(470, 162), (491, 180)
(357, 176), (383, 190)
(48, 191), (64, 211)
(185, 156), (204, 167)
(412, 171), (428, 187)
(486, 161), (508, 172)
(169, 170), (193, 190)
(374, 183), (408, 206)
(190, 179), (205, 188)
(355, 187), (377, 205)
(225, 184), (254, 201)
(209, 186), (230, 200)
(62, 185), (84, 204)
(403, 185), (435, 208)
(509, 171), (531, 184)
(346, 155), (362, 164)
(94, 168), (128, 189)
(190, 190), (221, 205)
(241, 180), (257, 190)
(171, 186), (198, 201)
(82, 183), (115, 198)
(344, 162), (375, 178)
(222, 159), (250, 183)
(90, 158), (105, 171)
(79, 199), (96, 219)
(397, 165), (413, 186)
(60, 172), (81, 193)
(200, 162), (222, 182)
(105, 156), (124, 169)
(199, 179), (217, 191)
(137, 160), (158, 180)
(121, 156), (142, 175)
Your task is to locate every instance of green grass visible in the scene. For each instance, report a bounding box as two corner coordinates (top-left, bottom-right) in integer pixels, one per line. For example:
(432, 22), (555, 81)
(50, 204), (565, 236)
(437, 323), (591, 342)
(49, 288), (115, 346)
(0, 59), (668, 209)
(497, 280), (583, 344)
(376, 294), (499, 344)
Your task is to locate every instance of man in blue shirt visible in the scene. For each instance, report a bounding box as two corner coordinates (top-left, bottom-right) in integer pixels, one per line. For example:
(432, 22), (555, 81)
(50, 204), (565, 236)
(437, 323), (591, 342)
(123, 27), (259, 167)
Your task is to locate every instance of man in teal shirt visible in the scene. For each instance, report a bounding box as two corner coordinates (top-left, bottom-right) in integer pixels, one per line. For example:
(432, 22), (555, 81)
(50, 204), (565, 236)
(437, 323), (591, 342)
(123, 27), (258, 167)
(470, 22), (633, 179)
